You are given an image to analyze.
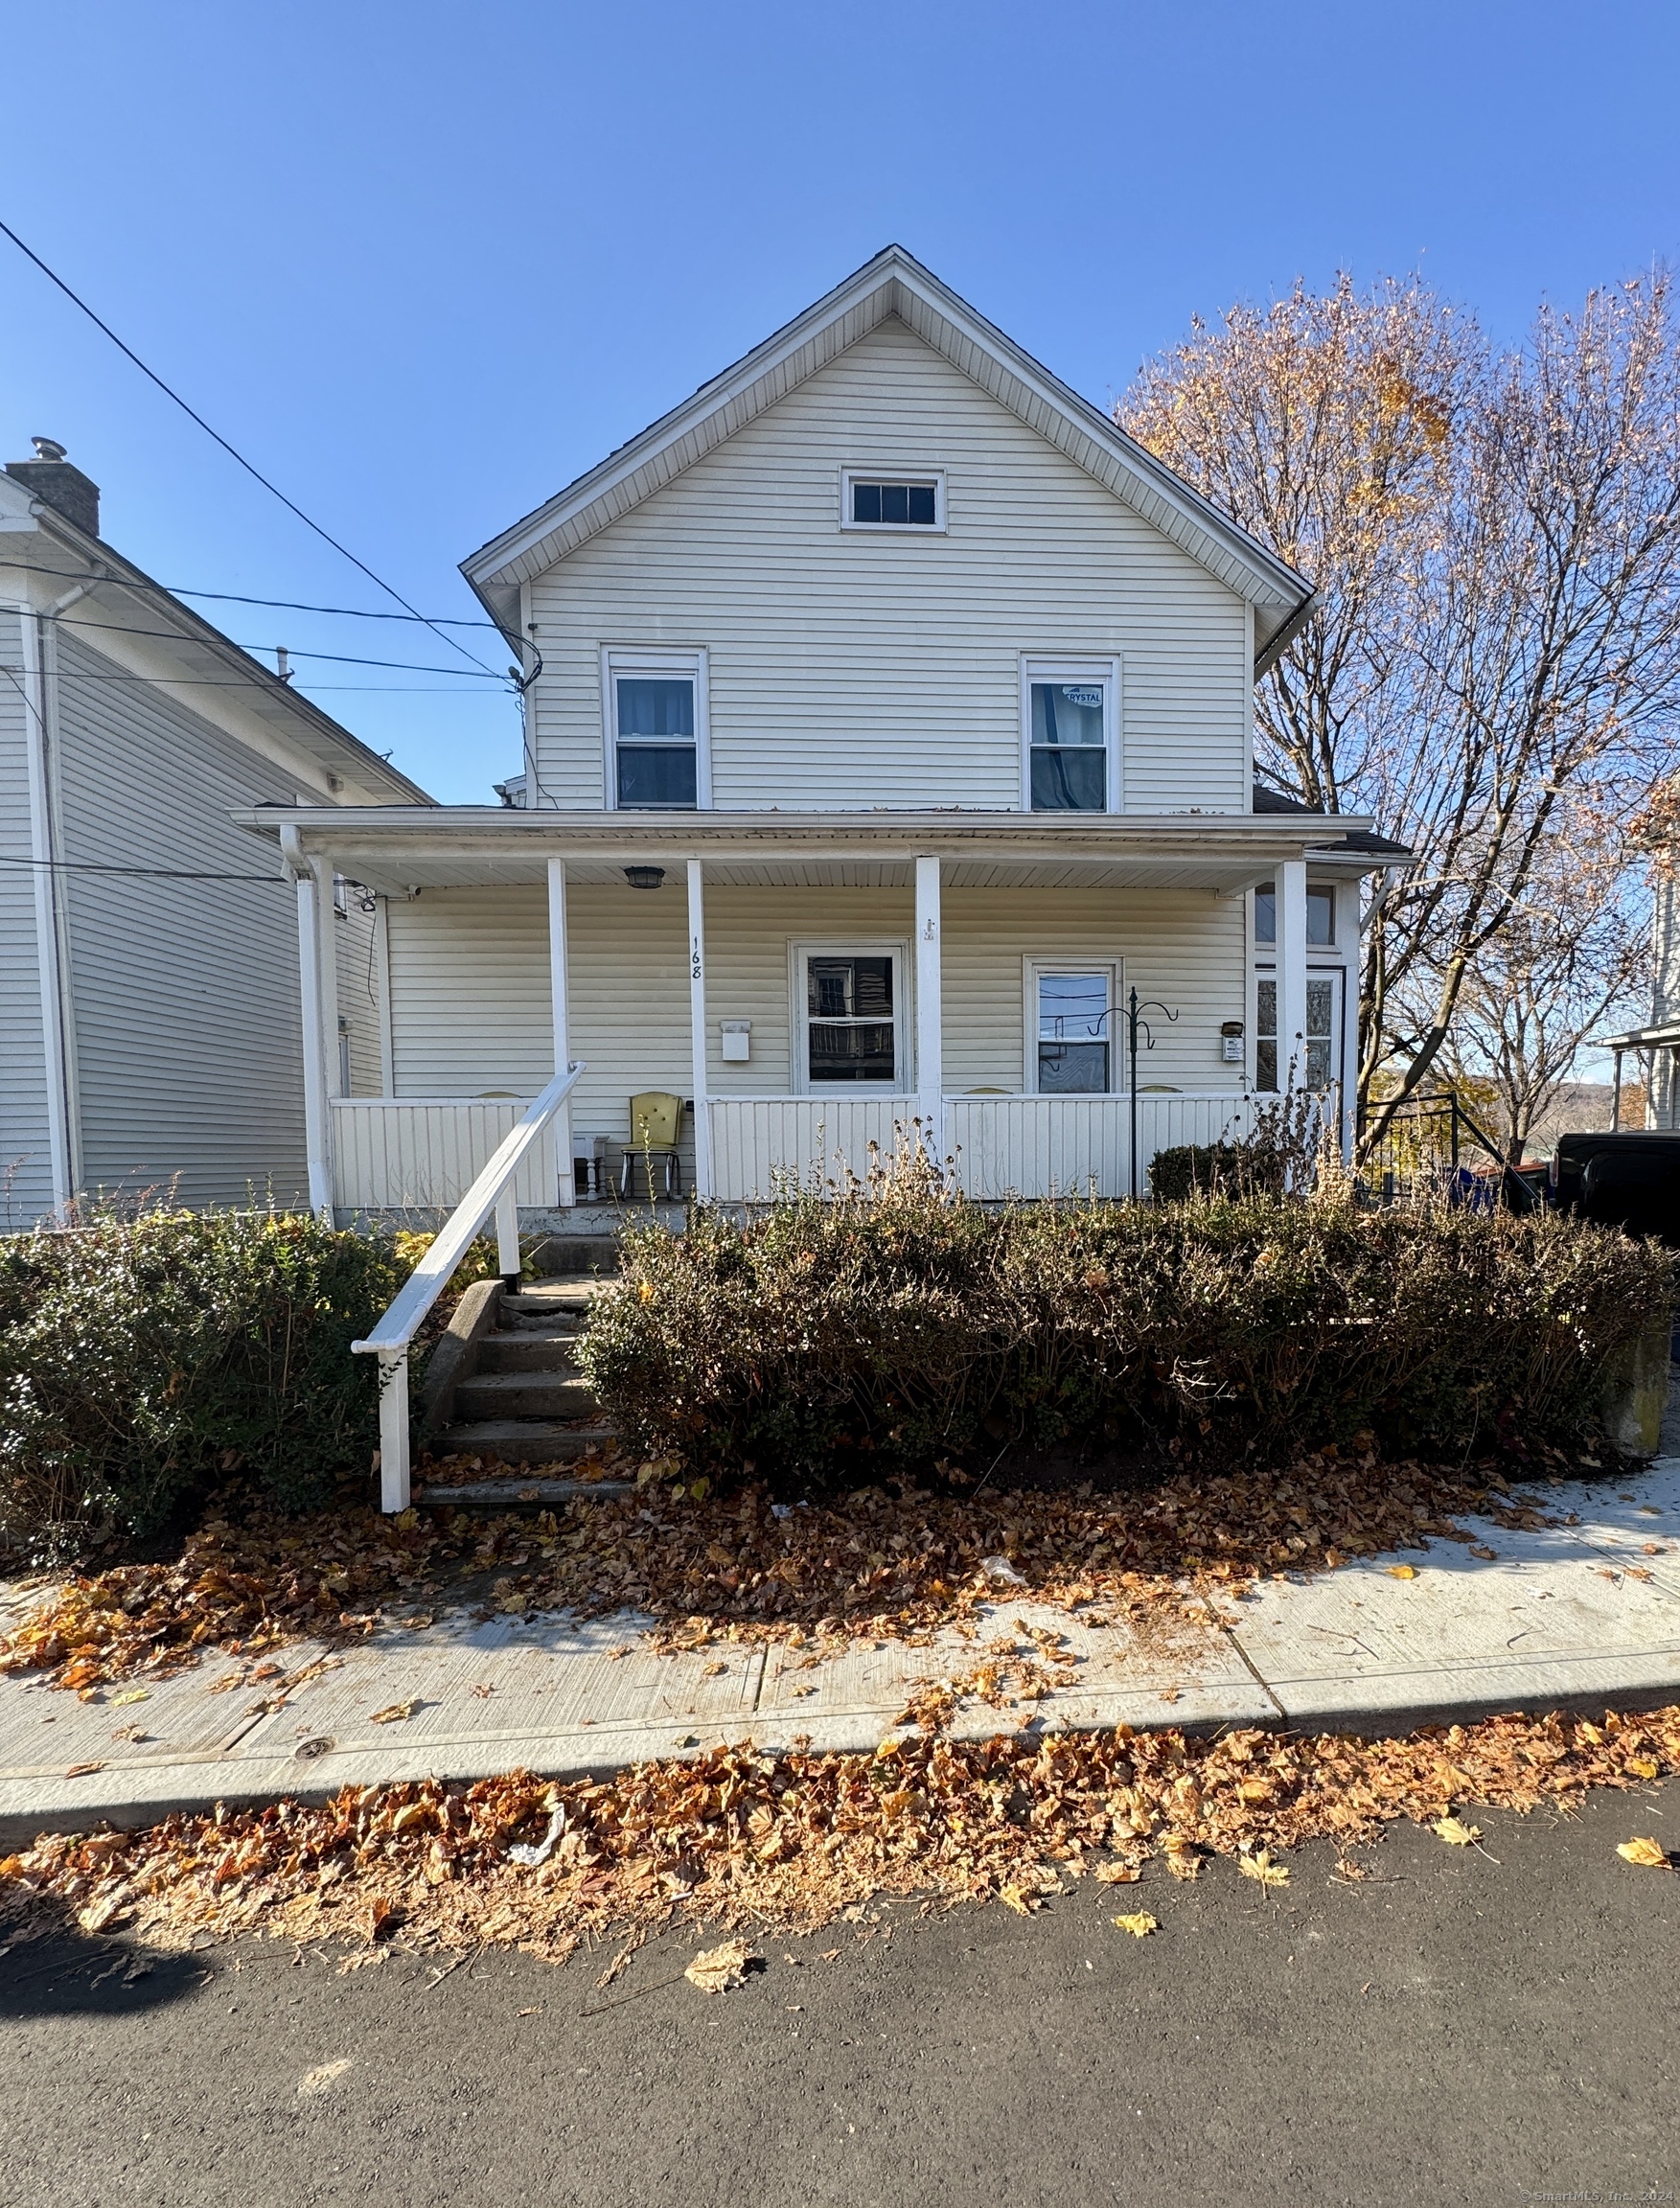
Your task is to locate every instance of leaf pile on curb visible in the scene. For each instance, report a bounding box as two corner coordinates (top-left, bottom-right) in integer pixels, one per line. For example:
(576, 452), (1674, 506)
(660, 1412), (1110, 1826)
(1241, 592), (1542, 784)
(0, 1451), (1572, 1691)
(4, 1701), (1674, 1966)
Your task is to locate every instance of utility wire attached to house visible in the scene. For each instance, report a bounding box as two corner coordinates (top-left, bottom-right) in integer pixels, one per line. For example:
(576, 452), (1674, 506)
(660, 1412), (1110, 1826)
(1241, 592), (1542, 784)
(0, 218), (502, 679)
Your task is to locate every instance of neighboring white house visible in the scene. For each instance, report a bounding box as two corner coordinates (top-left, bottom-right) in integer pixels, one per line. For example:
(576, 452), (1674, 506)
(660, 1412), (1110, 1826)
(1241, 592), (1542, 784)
(1, 439), (430, 1228)
(239, 247), (1407, 1221)
(1602, 872), (1680, 1130)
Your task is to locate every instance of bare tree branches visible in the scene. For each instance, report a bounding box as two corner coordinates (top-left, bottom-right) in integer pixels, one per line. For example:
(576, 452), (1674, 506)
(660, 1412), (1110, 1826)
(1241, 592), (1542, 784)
(1120, 271), (1680, 1144)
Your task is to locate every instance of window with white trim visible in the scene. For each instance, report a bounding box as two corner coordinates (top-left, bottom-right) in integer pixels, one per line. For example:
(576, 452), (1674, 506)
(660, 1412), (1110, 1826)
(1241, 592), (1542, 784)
(1023, 659), (1118, 812)
(840, 470), (945, 532)
(1255, 971), (1340, 1092)
(1027, 963), (1119, 1093)
(793, 944), (907, 1092)
(1254, 881), (1335, 946)
(604, 649), (708, 809)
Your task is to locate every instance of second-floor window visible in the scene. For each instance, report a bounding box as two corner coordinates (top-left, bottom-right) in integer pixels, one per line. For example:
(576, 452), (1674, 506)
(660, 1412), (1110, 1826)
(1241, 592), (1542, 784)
(606, 649), (707, 808)
(1024, 659), (1119, 812)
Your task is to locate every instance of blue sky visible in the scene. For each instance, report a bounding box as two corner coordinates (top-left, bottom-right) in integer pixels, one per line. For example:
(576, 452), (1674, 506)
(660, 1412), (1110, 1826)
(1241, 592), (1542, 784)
(5, 0), (1677, 801)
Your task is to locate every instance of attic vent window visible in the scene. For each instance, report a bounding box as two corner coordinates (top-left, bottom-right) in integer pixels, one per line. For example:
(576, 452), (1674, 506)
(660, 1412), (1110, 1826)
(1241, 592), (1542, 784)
(840, 471), (945, 532)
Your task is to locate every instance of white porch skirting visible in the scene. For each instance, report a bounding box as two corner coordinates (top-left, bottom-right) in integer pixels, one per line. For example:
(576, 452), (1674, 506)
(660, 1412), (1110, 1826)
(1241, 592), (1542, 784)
(328, 1092), (1257, 1210)
(331, 1098), (562, 1212)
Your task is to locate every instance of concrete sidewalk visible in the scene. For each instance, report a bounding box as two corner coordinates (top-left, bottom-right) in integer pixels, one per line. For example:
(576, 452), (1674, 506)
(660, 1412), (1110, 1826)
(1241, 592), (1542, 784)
(4, 1461), (1678, 1847)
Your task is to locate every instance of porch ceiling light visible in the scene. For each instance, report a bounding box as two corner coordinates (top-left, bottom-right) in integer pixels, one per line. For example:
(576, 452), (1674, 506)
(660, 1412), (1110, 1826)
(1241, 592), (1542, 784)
(623, 865), (666, 891)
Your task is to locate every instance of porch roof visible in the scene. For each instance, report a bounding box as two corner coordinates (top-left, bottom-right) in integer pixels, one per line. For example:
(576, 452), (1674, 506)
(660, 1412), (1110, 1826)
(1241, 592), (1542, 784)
(234, 803), (1396, 896)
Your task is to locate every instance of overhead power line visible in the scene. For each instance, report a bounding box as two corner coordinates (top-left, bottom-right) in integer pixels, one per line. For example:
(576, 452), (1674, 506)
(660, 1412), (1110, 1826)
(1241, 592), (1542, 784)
(10, 559), (502, 628)
(43, 607), (506, 678)
(0, 218), (504, 678)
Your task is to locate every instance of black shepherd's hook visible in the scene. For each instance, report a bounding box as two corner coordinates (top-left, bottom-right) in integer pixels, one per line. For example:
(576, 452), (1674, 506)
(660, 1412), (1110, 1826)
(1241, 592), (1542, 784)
(1125, 985), (1179, 1201)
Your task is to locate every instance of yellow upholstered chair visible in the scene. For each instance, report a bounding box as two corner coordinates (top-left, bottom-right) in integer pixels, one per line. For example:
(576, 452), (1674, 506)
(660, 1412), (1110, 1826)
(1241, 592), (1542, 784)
(620, 1092), (686, 1199)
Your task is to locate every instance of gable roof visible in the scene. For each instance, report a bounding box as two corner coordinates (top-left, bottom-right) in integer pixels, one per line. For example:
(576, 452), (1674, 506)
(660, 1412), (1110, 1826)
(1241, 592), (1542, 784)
(0, 470), (432, 805)
(461, 245), (1316, 671)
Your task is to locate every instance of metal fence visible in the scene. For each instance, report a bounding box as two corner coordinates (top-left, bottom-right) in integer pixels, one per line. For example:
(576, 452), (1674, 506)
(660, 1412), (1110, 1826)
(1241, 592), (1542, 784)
(1358, 1091), (1537, 1210)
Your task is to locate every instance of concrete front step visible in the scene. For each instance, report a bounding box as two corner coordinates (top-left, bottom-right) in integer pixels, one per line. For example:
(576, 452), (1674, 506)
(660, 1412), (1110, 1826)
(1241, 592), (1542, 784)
(414, 1475), (634, 1514)
(429, 1418), (615, 1463)
(453, 1370), (598, 1420)
(478, 1332), (584, 1374)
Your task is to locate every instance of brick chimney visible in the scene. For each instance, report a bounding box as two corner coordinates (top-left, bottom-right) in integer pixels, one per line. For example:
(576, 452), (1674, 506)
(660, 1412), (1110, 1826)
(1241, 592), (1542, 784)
(6, 437), (100, 539)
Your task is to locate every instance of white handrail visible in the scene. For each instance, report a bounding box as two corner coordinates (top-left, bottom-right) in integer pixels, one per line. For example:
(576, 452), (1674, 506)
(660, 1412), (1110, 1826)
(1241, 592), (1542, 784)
(355, 1060), (585, 1511)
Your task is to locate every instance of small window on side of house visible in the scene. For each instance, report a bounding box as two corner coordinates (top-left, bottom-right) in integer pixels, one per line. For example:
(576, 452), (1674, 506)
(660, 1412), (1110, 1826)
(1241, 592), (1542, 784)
(840, 472), (944, 531)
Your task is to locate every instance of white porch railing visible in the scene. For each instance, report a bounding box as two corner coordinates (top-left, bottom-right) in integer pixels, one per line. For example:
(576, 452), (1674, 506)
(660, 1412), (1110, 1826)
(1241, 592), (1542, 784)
(353, 1062), (585, 1513)
(946, 1092), (1257, 1202)
(331, 1090), (1263, 1214)
(331, 1097), (564, 1212)
(708, 1096), (922, 1202)
(702, 1092), (1257, 1204)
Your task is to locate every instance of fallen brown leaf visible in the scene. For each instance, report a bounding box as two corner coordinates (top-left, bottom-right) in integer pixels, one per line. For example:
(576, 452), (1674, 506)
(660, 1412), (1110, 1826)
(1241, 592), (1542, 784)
(1617, 1836), (1671, 1868)
(685, 1939), (755, 1993)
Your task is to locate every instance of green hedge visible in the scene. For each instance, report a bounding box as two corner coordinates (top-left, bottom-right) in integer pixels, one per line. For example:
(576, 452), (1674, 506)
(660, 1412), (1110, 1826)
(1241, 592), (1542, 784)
(579, 1182), (1676, 1484)
(0, 1209), (406, 1560)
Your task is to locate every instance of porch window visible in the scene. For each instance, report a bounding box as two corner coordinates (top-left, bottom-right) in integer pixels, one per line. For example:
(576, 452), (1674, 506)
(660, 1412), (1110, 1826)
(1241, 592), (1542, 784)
(801, 950), (901, 1087)
(1023, 660), (1117, 812)
(1254, 882), (1336, 946)
(1255, 973), (1339, 1092)
(605, 649), (708, 809)
(1033, 969), (1115, 1093)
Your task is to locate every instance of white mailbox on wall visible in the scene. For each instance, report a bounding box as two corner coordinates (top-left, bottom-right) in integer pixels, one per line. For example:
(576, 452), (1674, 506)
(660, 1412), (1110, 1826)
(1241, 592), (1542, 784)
(721, 1020), (751, 1064)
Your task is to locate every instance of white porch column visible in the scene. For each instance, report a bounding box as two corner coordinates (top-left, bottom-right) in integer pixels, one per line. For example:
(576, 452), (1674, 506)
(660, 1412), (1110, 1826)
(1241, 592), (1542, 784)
(1277, 859), (1308, 1098)
(547, 858), (574, 1206)
(320, 871), (342, 1101)
(282, 828), (334, 1218)
(914, 855), (944, 1156)
(1336, 878), (1363, 1160)
(687, 859), (711, 1200)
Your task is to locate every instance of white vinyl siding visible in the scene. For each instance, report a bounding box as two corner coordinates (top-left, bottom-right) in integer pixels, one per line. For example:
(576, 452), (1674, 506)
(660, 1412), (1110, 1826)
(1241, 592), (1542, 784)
(52, 630), (311, 1208)
(527, 318), (1251, 815)
(0, 608), (56, 1227)
(334, 890), (384, 1095)
(382, 883), (699, 1191)
(380, 880), (1250, 1149)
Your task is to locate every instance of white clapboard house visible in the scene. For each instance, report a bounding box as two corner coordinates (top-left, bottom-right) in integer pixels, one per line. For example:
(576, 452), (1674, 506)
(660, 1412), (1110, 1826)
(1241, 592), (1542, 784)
(240, 247), (1408, 1231)
(1, 440), (429, 1229)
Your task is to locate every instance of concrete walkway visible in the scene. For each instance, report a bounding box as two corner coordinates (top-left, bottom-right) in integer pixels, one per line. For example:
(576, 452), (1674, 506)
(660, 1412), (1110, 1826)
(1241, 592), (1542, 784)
(3, 1462), (1678, 1847)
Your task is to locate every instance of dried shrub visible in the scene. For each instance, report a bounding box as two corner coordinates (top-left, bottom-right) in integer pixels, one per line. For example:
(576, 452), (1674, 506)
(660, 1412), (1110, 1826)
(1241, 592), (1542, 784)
(579, 1163), (1675, 1485)
(0, 1208), (406, 1561)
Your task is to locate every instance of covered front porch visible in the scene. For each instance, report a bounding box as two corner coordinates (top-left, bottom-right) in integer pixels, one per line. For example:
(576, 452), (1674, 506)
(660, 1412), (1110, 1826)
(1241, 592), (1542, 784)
(250, 808), (1369, 1216)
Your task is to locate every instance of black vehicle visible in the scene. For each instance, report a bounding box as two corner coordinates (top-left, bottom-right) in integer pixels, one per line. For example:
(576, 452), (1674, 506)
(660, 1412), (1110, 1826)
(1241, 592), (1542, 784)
(1549, 1130), (1680, 1247)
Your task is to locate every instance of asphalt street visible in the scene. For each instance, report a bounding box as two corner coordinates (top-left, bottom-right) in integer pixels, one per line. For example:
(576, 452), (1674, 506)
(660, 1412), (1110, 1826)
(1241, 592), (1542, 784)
(4, 1774), (1676, 2208)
